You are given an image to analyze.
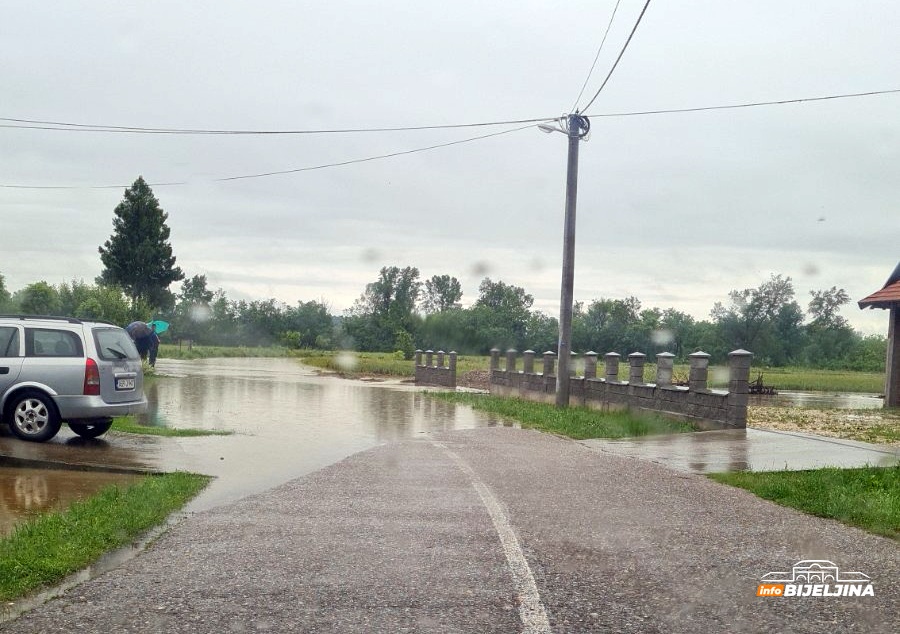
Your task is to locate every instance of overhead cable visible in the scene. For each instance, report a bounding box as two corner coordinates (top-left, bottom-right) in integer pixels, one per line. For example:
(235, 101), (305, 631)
(0, 124), (535, 189)
(0, 116), (555, 136)
(591, 88), (900, 118)
(580, 0), (652, 114)
(571, 0), (623, 112)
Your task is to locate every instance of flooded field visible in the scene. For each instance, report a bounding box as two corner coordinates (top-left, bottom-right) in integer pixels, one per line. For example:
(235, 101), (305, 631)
(750, 390), (884, 409)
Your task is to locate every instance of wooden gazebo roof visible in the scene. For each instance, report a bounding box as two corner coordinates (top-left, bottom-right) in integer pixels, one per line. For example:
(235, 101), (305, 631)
(859, 261), (900, 309)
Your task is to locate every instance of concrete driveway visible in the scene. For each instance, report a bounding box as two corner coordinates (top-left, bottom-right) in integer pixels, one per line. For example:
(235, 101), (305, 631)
(3, 427), (898, 633)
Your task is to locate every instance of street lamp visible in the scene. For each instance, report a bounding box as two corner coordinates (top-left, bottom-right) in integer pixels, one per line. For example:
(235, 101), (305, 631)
(540, 114), (590, 407)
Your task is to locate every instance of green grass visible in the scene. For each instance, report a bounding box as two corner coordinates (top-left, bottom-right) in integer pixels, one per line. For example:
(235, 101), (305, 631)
(158, 344), (291, 360)
(0, 472), (210, 601)
(295, 350), (486, 378)
(111, 416), (233, 437)
(709, 466), (900, 540)
(741, 367), (884, 393)
(431, 392), (695, 440)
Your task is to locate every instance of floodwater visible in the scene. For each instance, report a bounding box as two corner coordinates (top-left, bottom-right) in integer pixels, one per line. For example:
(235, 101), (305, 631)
(750, 390), (884, 409)
(582, 428), (900, 475)
(0, 357), (503, 532)
(0, 358), (887, 535)
(0, 468), (143, 537)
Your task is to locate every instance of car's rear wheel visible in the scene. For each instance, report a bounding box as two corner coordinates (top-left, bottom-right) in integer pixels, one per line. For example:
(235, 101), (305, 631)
(7, 391), (62, 442)
(69, 419), (113, 439)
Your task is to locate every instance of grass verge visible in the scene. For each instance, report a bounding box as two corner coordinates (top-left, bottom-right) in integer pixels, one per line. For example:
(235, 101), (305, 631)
(709, 466), (900, 540)
(0, 472), (211, 602)
(111, 416), (233, 437)
(431, 392), (695, 439)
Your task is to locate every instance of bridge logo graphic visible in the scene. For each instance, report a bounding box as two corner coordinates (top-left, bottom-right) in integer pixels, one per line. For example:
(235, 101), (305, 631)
(757, 560), (874, 597)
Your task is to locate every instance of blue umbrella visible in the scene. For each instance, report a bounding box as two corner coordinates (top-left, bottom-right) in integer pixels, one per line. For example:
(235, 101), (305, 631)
(148, 320), (170, 334)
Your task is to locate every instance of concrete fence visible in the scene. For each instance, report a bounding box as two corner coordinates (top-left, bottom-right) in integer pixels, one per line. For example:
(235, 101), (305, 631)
(414, 350), (457, 389)
(489, 348), (754, 429)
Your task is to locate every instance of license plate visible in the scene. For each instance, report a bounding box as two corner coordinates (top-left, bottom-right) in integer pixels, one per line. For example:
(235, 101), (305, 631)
(116, 378), (135, 391)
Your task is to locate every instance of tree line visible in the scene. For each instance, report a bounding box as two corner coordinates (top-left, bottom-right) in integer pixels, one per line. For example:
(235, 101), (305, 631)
(0, 177), (886, 371)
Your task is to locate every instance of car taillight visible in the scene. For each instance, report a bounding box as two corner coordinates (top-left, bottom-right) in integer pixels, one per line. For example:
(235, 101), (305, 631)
(84, 358), (101, 395)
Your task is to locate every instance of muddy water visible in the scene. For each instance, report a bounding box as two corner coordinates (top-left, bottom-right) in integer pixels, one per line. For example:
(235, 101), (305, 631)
(0, 468), (143, 537)
(0, 357), (502, 534)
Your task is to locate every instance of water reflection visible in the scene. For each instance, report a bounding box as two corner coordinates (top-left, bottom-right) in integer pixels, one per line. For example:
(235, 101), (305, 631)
(586, 427), (899, 475)
(132, 358), (501, 511)
(0, 468), (142, 537)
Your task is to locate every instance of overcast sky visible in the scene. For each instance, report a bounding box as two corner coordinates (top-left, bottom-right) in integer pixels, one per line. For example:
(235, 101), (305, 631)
(2, 1), (898, 336)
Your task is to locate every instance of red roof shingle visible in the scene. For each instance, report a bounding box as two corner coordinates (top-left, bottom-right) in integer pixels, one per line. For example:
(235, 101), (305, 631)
(859, 261), (900, 309)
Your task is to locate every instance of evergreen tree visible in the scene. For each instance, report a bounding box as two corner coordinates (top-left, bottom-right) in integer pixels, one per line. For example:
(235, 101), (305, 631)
(98, 176), (184, 308)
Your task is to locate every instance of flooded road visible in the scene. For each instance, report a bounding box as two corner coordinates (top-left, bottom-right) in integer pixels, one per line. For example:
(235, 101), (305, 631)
(1, 357), (502, 528)
(0, 358), (888, 534)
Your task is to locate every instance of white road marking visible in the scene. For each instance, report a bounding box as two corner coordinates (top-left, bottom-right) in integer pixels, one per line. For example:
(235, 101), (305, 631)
(433, 441), (552, 634)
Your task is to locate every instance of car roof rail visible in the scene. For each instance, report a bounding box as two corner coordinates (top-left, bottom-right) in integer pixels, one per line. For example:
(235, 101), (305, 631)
(0, 314), (84, 324)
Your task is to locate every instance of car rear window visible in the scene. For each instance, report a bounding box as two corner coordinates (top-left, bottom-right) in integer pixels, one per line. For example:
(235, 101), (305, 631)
(25, 328), (84, 357)
(93, 328), (140, 361)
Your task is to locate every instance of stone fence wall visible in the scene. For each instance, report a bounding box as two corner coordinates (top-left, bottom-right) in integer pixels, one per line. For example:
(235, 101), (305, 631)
(489, 348), (753, 429)
(414, 350), (457, 389)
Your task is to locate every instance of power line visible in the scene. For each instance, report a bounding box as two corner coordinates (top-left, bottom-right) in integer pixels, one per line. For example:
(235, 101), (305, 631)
(580, 0), (652, 115)
(4, 87), (899, 190)
(591, 88), (900, 117)
(0, 124), (535, 189)
(216, 125), (535, 181)
(0, 116), (555, 136)
(571, 0), (623, 113)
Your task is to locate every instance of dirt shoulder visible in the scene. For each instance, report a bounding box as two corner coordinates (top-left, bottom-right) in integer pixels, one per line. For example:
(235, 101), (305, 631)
(749, 405), (900, 447)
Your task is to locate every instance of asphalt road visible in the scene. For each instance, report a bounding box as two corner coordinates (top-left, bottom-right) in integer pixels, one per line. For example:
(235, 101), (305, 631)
(3, 427), (898, 633)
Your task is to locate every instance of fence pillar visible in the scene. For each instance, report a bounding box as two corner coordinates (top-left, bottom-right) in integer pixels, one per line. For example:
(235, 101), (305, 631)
(523, 350), (535, 374)
(583, 352), (598, 379)
(448, 351), (458, 388)
(415, 349), (423, 366)
(436, 350), (445, 368)
(689, 351), (711, 391)
(506, 349), (518, 373)
(425, 349), (434, 367)
(727, 349), (753, 427)
(490, 348), (501, 371)
(656, 352), (675, 386)
(628, 352), (646, 385)
(542, 351), (556, 376)
(604, 352), (620, 382)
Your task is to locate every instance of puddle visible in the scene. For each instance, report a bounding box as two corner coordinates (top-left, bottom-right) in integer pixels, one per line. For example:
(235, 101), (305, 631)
(582, 428), (900, 474)
(0, 468), (142, 537)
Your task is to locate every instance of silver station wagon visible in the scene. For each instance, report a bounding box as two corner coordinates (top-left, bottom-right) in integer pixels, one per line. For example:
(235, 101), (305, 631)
(0, 315), (148, 442)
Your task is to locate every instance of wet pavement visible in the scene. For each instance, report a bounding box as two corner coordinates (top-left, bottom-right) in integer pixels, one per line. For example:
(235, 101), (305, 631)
(1, 359), (896, 528)
(581, 427), (900, 474)
(0, 357), (505, 523)
(4, 427), (898, 634)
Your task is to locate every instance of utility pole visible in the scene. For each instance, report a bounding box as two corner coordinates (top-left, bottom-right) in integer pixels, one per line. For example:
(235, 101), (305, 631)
(553, 114), (589, 407)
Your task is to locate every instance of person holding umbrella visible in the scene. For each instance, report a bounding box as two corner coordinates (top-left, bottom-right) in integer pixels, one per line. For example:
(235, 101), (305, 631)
(125, 321), (153, 360)
(126, 320), (168, 366)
